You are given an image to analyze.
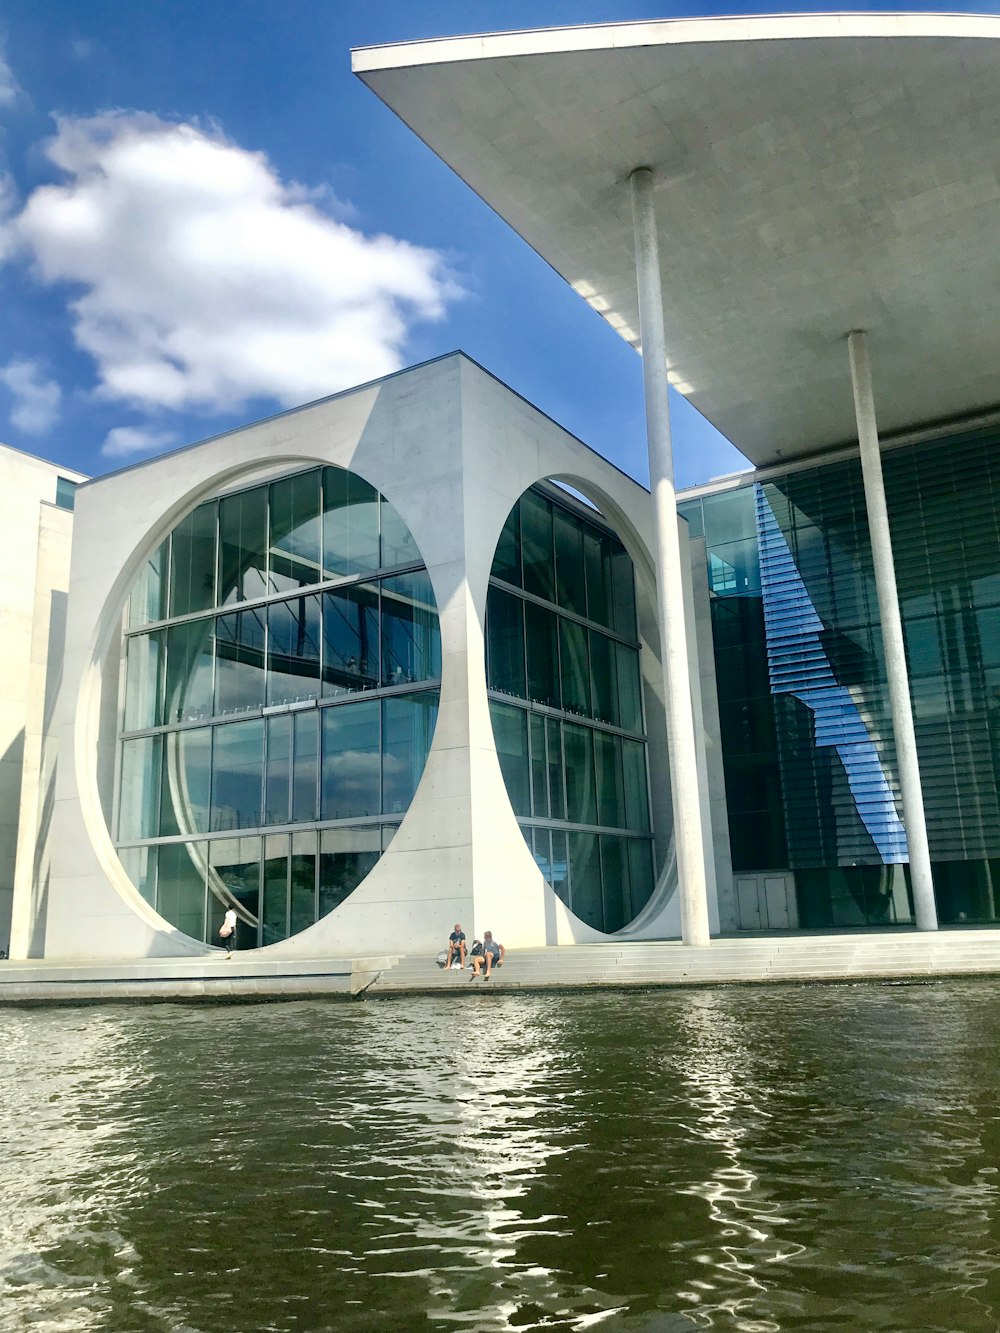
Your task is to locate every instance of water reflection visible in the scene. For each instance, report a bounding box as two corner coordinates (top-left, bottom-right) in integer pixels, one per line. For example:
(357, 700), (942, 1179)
(4, 985), (1000, 1332)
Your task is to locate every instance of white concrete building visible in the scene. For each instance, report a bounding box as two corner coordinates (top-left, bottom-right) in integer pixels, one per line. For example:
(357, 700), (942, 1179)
(10, 354), (730, 962)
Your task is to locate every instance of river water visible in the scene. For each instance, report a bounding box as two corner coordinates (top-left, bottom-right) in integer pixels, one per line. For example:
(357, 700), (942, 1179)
(3, 982), (1000, 1332)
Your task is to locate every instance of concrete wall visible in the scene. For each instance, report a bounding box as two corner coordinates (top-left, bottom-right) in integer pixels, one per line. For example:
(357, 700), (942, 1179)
(35, 355), (726, 960)
(0, 447), (83, 954)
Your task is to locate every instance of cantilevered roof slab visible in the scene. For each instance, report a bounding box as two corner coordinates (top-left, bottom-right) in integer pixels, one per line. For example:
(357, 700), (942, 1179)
(354, 14), (1000, 467)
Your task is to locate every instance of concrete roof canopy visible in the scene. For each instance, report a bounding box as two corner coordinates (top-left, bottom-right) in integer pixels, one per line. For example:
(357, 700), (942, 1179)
(354, 13), (1000, 467)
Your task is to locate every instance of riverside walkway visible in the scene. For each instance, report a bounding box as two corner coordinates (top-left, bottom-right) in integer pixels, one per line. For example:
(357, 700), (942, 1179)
(2, 929), (1000, 1002)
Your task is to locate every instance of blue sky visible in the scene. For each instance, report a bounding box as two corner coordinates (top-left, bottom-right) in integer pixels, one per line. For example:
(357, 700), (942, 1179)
(0, 1), (994, 488)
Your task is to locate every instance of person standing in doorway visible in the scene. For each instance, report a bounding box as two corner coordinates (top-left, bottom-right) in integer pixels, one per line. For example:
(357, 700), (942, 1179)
(219, 905), (238, 957)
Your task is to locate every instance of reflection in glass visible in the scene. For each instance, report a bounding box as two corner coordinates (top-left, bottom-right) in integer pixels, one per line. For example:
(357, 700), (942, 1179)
(269, 471), (321, 594)
(262, 833), (288, 946)
(490, 702), (530, 817)
(584, 528), (610, 627)
(529, 713), (548, 818)
(623, 739), (651, 833)
(155, 842), (207, 941)
(383, 692), (439, 815)
(323, 469), (379, 577)
(381, 570), (440, 686)
(319, 825), (380, 916)
(547, 717), (566, 821)
(380, 493), (420, 569)
(159, 726), (211, 837)
(493, 506), (521, 586)
(486, 587), (525, 698)
(611, 544), (637, 639)
(617, 642), (643, 733)
(118, 844), (154, 904)
(119, 737), (160, 841)
(323, 583), (378, 695)
(124, 632), (162, 731)
(218, 486), (267, 605)
(266, 595), (321, 705)
(590, 630), (619, 726)
(164, 619), (214, 723)
(169, 503), (216, 617)
(264, 714), (292, 825)
(601, 835), (628, 933)
(564, 724), (596, 825)
(525, 602), (559, 707)
(292, 711), (319, 824)
(521, 490), (555, 602)
(595, 730), (625, 828)
(290, 831), (317, 937)
(209, 836), (260, 950)
(554, 507), (586, 616)
(569, 831), (603, 929)
(559, 618), (590, 717)
(322, 700), (380, 819)
(214, 609), (266, 714)
(128, 541), (167, 629)
(211, 718), (264, 831)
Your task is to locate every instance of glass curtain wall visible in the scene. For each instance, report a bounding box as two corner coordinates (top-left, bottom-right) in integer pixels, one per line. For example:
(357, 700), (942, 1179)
(485, 486), (654, 934)
(681, 423), (1000, 928)
(116, 465), (439, 947)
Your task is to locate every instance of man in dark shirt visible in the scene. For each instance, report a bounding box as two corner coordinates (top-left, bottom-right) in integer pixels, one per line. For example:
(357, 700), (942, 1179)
(445, 923), (467, 969)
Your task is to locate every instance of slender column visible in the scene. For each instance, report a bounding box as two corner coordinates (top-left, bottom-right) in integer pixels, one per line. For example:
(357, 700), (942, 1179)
(848, 330), (937, 931)
(630, 166), (711, 947)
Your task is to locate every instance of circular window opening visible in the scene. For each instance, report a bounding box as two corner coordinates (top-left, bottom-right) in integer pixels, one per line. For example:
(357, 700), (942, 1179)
(115, 464), (440, 948)
(485, 483), (655, 933)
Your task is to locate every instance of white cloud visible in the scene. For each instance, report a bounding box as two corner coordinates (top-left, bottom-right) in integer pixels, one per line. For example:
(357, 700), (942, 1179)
(13, 112), (458, 415)
(0, 359), (62, 434)
(101, 424), (176, 459)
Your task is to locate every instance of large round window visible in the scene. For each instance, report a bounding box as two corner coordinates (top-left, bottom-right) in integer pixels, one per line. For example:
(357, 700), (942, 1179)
(115, 465), (440, 949)
(485, 485), (655, 933)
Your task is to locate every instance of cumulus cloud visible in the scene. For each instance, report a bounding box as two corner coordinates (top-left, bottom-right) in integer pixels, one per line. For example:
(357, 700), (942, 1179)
(0, 46), (17, 107)
(13, 111), (458, 415)
(101, 424), (176, 459)
(0, 359), (62, 434)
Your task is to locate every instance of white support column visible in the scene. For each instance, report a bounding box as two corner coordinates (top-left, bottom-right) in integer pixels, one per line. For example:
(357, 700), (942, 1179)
(848, 330), (937, 931)
(630, 166), (711, 947)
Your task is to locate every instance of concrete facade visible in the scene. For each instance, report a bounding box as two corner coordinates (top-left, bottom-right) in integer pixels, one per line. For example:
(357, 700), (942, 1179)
(23, 354), (729, 962)
(0, 446), (83, 955)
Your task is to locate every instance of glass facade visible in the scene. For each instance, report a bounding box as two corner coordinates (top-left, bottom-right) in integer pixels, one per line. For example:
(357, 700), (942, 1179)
(116, 465), (440, 946)
(485, 486), (655, 933)
(680, 424), (1000, 928)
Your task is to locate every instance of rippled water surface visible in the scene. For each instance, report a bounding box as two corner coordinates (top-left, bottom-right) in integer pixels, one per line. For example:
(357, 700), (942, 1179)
(4, 983), (1000, 1332)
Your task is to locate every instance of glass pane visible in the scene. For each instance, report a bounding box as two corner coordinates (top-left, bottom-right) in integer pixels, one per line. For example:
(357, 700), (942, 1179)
(159, 726), (212, 837)
(119, 845), (155, 905)
(214, 609), (266, 714)
(703, 488), (757, 545)
(210, 718), (264, 831)
(318, 825), (380, 916)
(622, 739), (651, 833)
(525, 601), (560, 708)
(616, 642), (643, 733)
(292, 710), (320, 824)
(163, 619), (214, 724)
(627, 839), (656, 919)
(124, 631), (163, 731)
(584, 529), (611, 628)
(264, 714), (292, 826)
(521, 490), (555, 602)
(380, 494), (420, 569)
(547, 718), (566, 821)
(554, 507), (587, 616)
(321, 699), (380, 820)
(529, 824), (551, 881)
(564, 723), (597, 825)
(529, 713), (549, 818)
(169, 503), (217, 617)
(209, 836), (260, 950)
(322, 583), (379, 696)
(381, 570), (441, 687)
(118, 736), (160, 841)
(590, 630), (619, 726)
(323, 468), (380, 577)
(218, 486), (267, 606)
(489, 702), (531, 818)
(595, 730), (625, 829)
(269, 471), (321, 594)
(262, 833), (288, 945)
(559, 618), (590, 717)
(610, 544), (637, 639)
(492, 505), (521, 586)
(155, 842), (207, 942)
(568, 831), (603, 930)
(601, 835), (628, 934)
(266, 595), (321, 706)
(550, 828), (569, 904)
(486, 587), (526, 698)
(128, 541), (167, 628)
(290, 831), (317, 936)
(382, 691), (439, 815)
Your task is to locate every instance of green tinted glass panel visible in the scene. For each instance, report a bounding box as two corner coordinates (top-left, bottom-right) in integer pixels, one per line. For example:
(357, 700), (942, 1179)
(169, 503), (216, 617)
(118, 736), (160, 841)
(269, 471), (321, 594)
(319, 825), (380, 917)
(321, 699), (380, 820)
(155, 842), (207, 942)
(564, 724), (596, 825)
(266, 595), (321, 706)
(554, 507), (587, 616)
(382, 691), (439, 814)
(163, 619), (214, 724)
(486, 587), (526, 697)
(262, 833), (288, 945)
(568, 831), (603, 930)
(159, 726), (211, 838)
(323, 468), (380, 577)
(323, 583), (379, 695)
(210, 718), (263, 831)
(493, 506), (522, 586)
(214, 609), (266, 714)
(218, 486), (267, 606)
(490, 701), (531, 818)
(559, 617), (590, 717)
(525, 601), (559, 707)
(380, 495), (420, 569)
(521, 491), (555, 602)
(381, 570), (440, 686)
(124, 632), (163, 731)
